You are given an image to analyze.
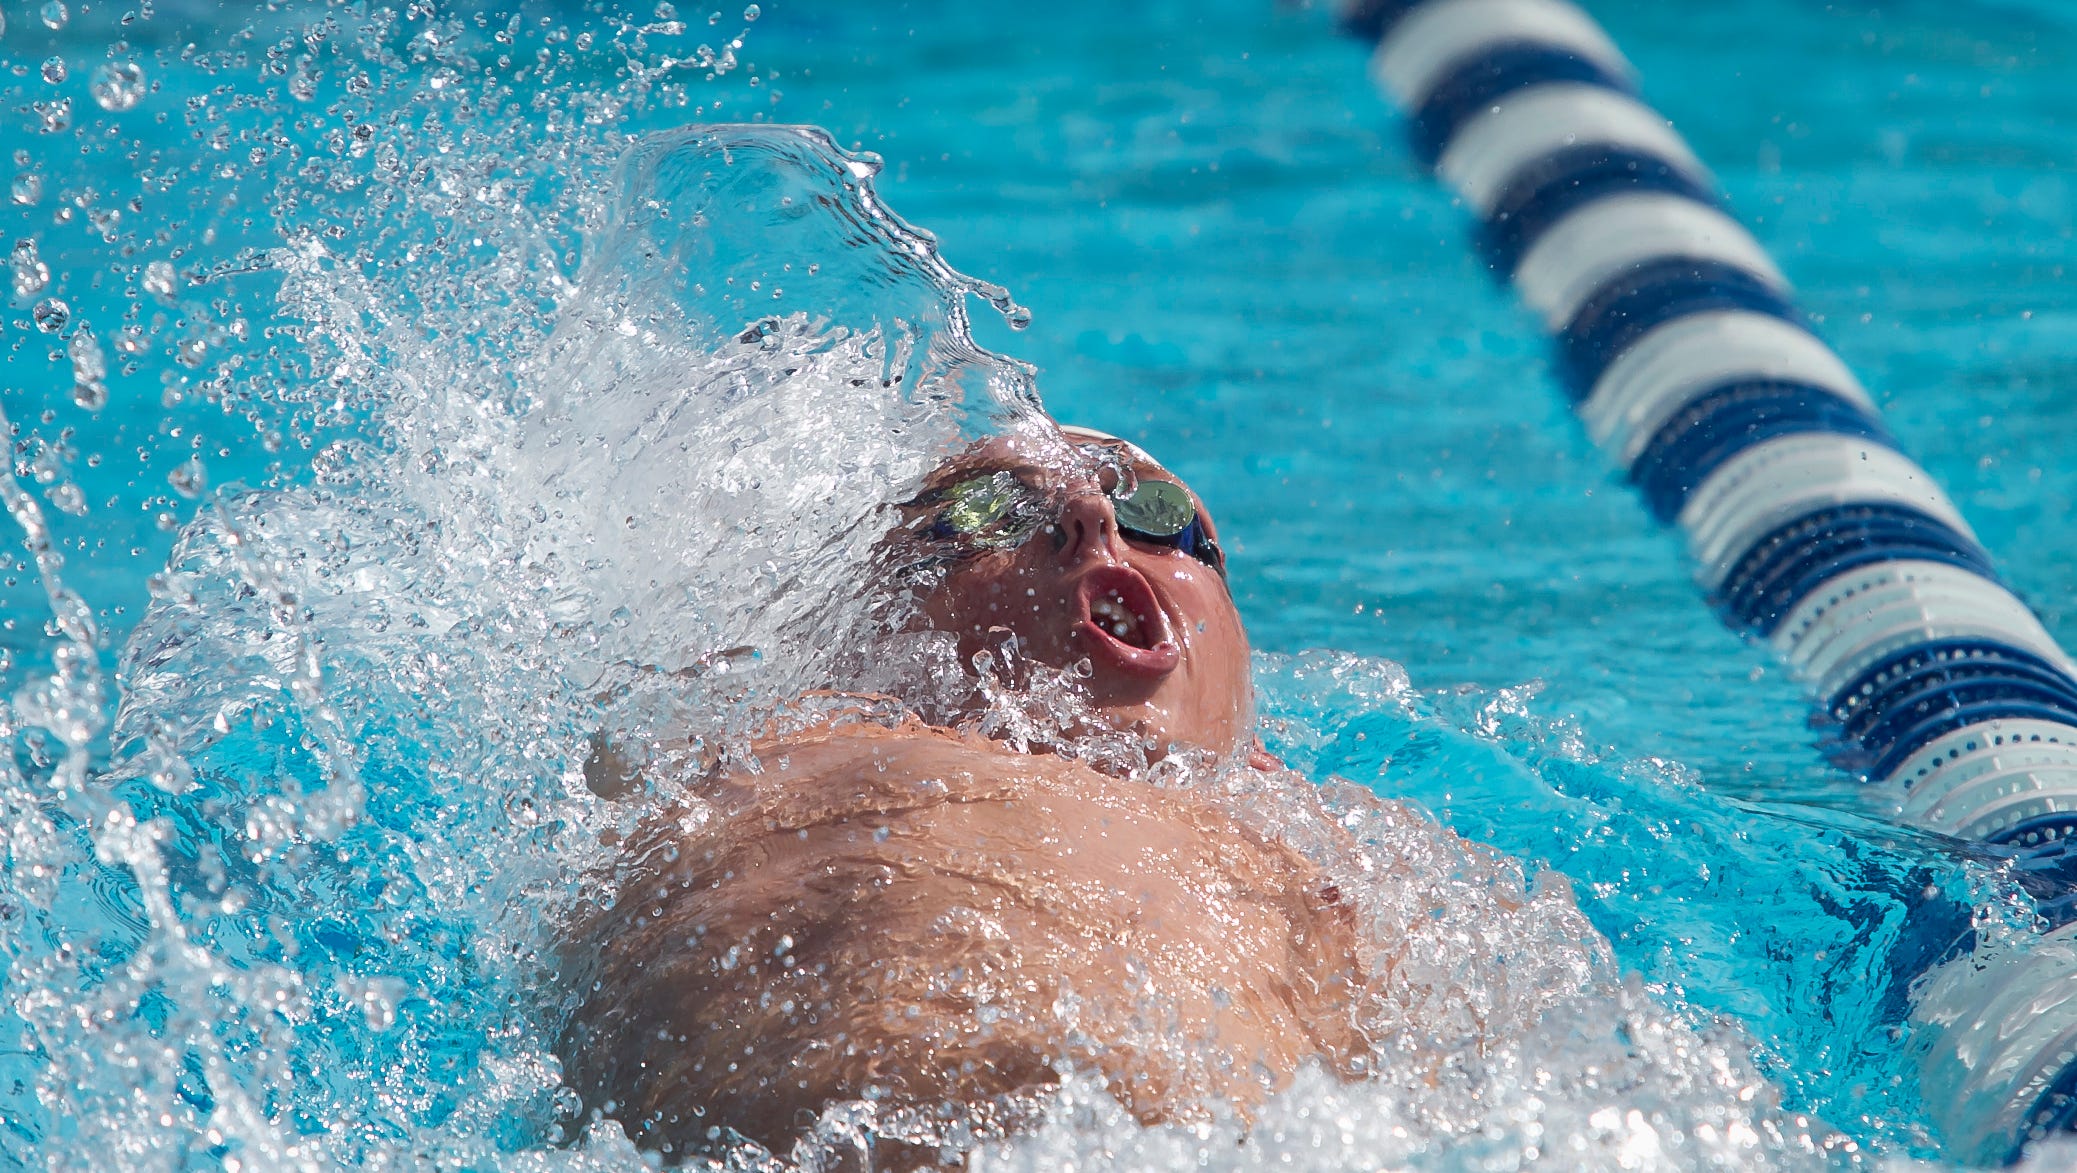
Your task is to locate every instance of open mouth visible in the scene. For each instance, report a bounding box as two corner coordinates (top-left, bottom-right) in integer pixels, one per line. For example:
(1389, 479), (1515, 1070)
(1075, 565), (1180, 676)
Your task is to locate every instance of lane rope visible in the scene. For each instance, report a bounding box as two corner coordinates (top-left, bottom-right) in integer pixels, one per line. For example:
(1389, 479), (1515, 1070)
(1336, 0), (2077, 1159)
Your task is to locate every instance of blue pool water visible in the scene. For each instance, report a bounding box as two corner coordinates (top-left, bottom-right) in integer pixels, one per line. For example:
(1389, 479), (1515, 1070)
(5, 0), (2077, 1167)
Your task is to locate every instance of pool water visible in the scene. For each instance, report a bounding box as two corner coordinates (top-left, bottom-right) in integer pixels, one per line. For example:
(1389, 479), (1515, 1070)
(4, 0), (2077, 1167)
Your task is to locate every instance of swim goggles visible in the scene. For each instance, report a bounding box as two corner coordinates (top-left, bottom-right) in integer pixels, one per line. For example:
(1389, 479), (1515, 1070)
(922, 435), (1226, 578)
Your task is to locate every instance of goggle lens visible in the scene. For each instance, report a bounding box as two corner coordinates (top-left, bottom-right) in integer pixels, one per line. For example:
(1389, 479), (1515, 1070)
(1113, 478), (1194, 540)
(933, 471), (1044, 549)
(931, 471), (1223, 577)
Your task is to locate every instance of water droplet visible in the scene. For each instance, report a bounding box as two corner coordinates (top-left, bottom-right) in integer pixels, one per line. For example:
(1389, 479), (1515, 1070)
(967, 276), (1030, 330)
(10, 173), (43, 206)
(40, 57), (68, 85)
(168, 456), (206, 499)
(67, 326), (106, 407)
(33, 99), (72, 134)
(11, 239), (51, 300)
(31, 297), (69, 333)
(142, 259), (177, 300)
(89, 61), (146, 112)
(742, 3), (759, 19)
(67, 322), (103, 369)
(39, 0), (66, 29)
(44, 483), (85, 517)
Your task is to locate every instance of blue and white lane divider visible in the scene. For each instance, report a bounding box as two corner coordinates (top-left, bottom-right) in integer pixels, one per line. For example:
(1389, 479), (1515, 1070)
(1339, 0), (2077, 1159)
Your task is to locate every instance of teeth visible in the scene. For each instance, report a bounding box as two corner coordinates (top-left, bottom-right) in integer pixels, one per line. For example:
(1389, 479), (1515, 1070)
(1091, 593), (1143, 644)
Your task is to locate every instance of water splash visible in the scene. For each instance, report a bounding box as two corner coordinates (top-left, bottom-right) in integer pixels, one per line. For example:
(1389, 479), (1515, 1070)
(1251, 649), (2041, 1164)
(67, 120), (1043, 1166)
(0, 2), (2016, 1169)
(483, 124), (1044, 761)
(0, 0), (1042, 1161)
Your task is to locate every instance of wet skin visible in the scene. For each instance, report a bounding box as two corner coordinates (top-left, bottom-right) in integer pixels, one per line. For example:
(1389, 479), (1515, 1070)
(909, 434), (1252, 758)
(564, 435), (1370, 1162)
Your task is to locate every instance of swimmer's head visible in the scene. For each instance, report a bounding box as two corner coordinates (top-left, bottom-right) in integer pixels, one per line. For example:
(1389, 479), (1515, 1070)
(893, 425), (1251, 757)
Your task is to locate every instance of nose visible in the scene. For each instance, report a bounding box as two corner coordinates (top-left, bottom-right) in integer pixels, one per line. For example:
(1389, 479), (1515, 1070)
(1055, 488), (1122, 566)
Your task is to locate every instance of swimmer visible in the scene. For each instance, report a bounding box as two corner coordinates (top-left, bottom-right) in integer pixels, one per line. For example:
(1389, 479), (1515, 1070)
(560, 427), (1418, 1164)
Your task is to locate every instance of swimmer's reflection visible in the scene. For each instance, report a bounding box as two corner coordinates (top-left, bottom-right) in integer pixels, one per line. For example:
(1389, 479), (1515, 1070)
(560, 427), (1461, 1165)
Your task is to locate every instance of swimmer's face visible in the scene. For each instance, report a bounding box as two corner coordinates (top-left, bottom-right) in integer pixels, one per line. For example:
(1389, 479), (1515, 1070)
(903, 432), (1250, 756)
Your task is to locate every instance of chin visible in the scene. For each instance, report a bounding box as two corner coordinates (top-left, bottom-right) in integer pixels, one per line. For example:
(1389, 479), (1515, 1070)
(1088, 686), (1248, 761)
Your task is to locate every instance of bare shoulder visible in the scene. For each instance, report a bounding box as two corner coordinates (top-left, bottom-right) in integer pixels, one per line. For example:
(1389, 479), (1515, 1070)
(711, 719), (1207, 831)
(736, 719), (1043, 799)
(568, 720), (1374, 1159)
